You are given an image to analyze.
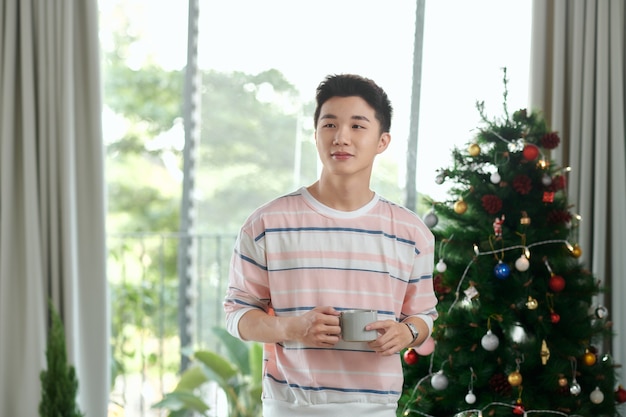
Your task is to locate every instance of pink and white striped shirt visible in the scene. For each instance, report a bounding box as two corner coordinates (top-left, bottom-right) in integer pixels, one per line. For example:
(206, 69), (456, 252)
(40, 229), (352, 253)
(224, 187), (438, 417)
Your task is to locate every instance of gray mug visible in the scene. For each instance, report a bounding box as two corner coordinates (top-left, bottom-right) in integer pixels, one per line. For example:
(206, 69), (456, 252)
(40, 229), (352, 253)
(340, 309), (378, 341)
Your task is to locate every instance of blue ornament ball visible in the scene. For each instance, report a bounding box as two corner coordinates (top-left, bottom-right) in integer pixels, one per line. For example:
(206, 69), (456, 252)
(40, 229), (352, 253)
(494, 261), (511, 279)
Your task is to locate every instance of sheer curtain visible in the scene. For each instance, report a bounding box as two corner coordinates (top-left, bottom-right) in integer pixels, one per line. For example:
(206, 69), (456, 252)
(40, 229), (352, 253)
(529, 0), (626, 391)
(0, 1), (108, 416)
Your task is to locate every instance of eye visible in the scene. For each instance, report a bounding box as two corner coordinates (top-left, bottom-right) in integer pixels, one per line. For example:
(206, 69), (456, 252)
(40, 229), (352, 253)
(352, 124), (365, 129)
(322, 123), (336, 128)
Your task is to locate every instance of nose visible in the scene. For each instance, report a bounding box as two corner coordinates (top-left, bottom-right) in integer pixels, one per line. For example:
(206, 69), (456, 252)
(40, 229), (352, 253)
(333, 126), (351, 145)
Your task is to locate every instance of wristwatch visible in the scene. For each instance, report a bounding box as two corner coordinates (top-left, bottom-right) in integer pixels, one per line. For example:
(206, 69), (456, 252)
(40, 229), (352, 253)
(405, 322), (419, 344)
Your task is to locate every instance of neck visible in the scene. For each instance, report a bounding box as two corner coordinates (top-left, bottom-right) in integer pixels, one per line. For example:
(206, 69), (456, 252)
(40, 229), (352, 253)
(307, 177), (374, 211)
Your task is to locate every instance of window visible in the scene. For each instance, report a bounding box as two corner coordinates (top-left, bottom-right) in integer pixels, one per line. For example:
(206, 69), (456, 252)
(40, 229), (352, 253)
(417, 1), (531, 201)
(193, 0), (421, 232)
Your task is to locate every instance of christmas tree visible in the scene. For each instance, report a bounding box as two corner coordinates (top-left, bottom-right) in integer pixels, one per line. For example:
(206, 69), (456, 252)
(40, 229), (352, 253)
(399, 70), (623, 417)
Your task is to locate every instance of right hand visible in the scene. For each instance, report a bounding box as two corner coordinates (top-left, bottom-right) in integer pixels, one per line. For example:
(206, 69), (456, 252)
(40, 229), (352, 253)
(293, 306), (341, 347)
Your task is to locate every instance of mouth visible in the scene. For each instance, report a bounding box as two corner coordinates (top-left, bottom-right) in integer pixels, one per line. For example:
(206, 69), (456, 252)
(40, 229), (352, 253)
(331, 152), (353, 160)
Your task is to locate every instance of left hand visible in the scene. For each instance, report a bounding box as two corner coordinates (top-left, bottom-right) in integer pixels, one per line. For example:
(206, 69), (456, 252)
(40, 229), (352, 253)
(366, 320), (412, 356)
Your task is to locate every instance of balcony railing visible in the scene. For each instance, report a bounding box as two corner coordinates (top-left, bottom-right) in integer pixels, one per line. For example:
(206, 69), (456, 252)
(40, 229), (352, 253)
(107, 232), (237, 417)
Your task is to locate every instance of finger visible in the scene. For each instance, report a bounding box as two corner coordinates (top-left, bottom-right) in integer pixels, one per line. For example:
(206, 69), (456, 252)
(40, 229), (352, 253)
(366, 320), (393, 331)
(315, 305), (340, 316)
(380, 342), (404, 356)
(370, 335), (404, 355)
(324, 324), (341, 335)
(318, 334), (340, 347)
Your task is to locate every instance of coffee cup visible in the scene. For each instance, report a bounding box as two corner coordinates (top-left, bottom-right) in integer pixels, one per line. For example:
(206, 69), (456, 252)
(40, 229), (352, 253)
(340, 309), (378, 341)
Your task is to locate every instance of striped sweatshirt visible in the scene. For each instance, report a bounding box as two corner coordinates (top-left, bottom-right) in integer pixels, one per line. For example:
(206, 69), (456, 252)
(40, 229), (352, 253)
(224, 187), (438, 417)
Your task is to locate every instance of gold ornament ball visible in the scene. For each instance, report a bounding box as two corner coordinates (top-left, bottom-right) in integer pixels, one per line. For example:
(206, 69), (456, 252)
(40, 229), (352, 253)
(454, 199), (468, 214)
(508, 370), (523, 387)
(558, 376), (568, 387)
(468, 143), (481, 156)
(583, 351), (597, 366)
(571, 244), (582, 258)
(526, 296), (538, 310)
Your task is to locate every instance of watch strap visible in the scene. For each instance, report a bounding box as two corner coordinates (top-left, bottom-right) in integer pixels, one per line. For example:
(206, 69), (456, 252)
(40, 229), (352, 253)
(405, 322), (419, 344)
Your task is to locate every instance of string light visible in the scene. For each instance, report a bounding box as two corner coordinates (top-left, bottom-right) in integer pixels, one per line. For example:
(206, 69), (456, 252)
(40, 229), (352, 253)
(402, 402), (587, 417)
(448, 239), (573, 313)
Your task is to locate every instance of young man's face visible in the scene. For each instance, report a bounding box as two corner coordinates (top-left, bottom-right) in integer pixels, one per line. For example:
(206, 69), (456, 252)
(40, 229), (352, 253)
(315, 96), (390, 178)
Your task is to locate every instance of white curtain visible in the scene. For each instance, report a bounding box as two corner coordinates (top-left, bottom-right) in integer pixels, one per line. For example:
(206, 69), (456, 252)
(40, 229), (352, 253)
(0, 1), (109, 417)
(529, 0), (626, 392)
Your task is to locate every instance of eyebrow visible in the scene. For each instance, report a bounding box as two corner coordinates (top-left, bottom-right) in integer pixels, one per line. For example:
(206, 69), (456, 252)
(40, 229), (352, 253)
(319, 114), (371, 122)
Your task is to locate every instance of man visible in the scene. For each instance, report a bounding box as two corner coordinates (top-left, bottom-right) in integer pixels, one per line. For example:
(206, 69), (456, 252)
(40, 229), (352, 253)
(224, 73), (438, 417)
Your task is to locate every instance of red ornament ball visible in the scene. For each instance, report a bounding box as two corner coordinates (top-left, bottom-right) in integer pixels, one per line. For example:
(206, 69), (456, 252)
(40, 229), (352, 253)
(549, 274), (566, 292)
(403, 348), (419, 365)
(548, 174), (567, 191)
(513, 404), (525, 415)
(616, 385), (626, 403)
(550, 311), (561, 324)
(523, 144), (540, 160)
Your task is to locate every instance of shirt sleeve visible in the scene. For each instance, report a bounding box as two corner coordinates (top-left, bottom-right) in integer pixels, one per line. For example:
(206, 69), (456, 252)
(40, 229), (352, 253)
(401, 225), (438, 329)
(223, 226), (271, 340)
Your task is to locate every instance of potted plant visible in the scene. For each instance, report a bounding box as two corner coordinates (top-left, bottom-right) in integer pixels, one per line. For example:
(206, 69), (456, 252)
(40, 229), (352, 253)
(153, 326), (263, 417)
(39, 301), (85, 417)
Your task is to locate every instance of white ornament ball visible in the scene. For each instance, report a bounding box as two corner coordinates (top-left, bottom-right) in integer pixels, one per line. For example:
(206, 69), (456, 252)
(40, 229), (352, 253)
(465, 390), (476, 404)
(481, 329), (500, 351)
(490, 172), (501, 184)
(436, 259), (447, 273)
(515, 255), (530, 272)
(542, 173), (553, 186)
(431, 370), (449, 390)
(590, 386), (604, 404)
(435, 174), (445, 185)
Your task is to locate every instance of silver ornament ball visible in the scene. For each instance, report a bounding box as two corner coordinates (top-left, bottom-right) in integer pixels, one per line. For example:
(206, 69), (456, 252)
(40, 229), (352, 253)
(595, 306), (609, 319)
(481, 329), (499, 351)
(423, 211), (439, 228)
(431, 370), (449, 390)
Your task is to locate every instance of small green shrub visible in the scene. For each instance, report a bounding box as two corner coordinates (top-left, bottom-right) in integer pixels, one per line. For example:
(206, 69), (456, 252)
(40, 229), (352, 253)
(39, 301), (85, 417)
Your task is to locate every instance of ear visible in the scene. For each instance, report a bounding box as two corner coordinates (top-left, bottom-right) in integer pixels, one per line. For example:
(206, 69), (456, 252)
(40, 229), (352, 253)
(377, 132), (391, 154)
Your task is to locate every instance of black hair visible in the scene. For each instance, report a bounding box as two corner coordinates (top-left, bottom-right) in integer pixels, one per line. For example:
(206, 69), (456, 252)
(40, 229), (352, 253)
(313, 74), (393, 134)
